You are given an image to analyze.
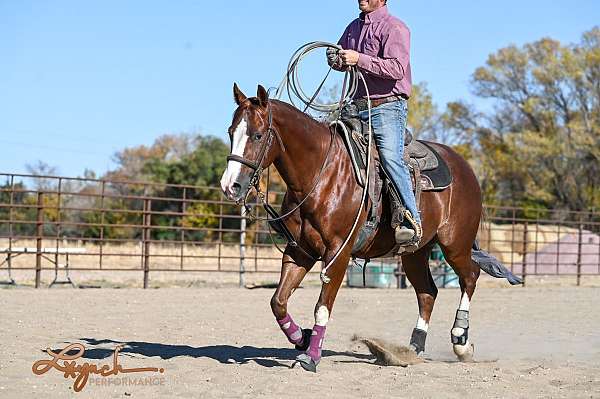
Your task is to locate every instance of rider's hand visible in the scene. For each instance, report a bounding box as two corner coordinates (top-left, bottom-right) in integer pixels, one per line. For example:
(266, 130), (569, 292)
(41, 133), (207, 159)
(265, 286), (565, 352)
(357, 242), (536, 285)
(326, 48), (346, 71)
(339, 50), (360, 66)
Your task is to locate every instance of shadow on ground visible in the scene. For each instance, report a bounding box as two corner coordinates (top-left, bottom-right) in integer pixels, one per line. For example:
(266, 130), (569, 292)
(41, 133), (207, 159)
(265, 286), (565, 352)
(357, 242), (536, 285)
(45, 338), (374, 368)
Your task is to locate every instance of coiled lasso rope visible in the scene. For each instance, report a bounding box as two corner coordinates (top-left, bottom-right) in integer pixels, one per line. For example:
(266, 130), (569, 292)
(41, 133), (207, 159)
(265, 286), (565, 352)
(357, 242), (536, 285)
(273, 41), (374, 284)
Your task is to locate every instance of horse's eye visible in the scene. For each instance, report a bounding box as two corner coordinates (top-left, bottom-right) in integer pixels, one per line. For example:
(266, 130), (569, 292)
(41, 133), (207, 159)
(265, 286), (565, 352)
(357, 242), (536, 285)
(254, 132), (263, 141)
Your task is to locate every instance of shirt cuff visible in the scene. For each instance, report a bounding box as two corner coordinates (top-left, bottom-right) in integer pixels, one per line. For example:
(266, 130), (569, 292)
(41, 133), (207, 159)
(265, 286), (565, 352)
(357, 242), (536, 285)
(357, 53), (373, 72)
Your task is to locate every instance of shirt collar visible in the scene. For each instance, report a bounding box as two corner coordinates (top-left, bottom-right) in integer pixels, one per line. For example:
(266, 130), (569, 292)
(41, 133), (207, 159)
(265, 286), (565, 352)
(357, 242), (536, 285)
(360, 5), (389, 24)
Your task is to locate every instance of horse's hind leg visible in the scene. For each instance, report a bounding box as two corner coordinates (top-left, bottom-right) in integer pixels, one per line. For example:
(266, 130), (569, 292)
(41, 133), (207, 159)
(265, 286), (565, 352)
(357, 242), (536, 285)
(402, 242), (437, 355)
(271, 252), (315, 351)
(438, 244), (480, 362)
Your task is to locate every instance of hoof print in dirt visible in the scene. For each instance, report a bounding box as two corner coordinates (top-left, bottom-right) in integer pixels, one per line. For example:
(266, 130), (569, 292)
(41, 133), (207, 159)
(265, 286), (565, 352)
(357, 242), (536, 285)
(293, 353), (319, 373)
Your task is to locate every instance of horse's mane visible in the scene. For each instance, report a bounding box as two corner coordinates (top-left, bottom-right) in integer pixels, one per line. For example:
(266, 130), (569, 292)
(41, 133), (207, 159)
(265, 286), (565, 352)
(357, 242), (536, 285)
(269, 99), (331, 134)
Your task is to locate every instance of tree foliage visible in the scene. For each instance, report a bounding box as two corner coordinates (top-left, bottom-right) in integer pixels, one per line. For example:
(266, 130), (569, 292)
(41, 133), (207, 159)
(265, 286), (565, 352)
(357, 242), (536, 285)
(443, 27), (600, 212)
(408, 82), (443, 141)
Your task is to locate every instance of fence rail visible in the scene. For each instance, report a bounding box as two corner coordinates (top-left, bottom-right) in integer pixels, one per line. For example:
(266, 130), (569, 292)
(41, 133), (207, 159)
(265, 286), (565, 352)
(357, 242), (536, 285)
(0, 173), (599, 288)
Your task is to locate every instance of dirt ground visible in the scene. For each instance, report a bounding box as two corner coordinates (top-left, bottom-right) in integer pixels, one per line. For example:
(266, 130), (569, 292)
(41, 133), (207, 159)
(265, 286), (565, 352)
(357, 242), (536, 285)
(1, 286), (599, 398)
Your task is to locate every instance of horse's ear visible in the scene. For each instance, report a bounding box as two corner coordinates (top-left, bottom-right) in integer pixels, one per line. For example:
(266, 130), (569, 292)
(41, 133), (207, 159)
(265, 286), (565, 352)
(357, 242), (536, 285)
(233, 83), (247, 105)
(257, 85), (269, 107)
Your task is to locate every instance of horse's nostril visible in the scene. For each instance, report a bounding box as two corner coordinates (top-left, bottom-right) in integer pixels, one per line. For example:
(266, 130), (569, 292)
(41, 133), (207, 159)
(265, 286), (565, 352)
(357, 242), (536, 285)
(231, 182), (242, 195)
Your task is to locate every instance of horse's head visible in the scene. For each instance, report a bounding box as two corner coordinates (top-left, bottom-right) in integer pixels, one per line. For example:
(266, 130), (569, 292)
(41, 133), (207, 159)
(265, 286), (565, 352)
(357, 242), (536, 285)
(220, 83), (279, 201)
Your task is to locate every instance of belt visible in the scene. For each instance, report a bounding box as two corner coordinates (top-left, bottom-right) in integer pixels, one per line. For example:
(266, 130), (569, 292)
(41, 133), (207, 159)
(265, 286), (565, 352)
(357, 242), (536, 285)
(354, 94), (408, 112)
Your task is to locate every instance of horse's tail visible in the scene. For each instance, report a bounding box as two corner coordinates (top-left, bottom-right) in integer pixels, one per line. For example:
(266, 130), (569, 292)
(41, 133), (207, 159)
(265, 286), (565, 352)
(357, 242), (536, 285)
(471, 240), (523, 285)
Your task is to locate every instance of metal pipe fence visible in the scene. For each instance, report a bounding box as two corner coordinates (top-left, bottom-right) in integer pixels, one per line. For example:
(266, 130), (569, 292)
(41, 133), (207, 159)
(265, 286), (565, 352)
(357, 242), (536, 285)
(0, 173), (598, 288)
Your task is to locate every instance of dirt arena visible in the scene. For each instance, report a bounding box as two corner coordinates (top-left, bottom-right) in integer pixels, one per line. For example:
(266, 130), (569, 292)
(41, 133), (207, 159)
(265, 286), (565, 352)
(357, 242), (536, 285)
(1, 285), (599, 398)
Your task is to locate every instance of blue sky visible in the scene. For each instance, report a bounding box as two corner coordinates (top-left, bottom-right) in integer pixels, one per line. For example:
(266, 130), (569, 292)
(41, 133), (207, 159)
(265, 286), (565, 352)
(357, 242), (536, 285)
(1, 1), (598, 177)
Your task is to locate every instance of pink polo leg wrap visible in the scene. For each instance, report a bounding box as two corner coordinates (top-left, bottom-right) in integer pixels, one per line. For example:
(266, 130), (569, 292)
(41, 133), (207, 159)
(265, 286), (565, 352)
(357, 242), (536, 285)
(276, 314), (304, 345)
(306, 325), (326, 362)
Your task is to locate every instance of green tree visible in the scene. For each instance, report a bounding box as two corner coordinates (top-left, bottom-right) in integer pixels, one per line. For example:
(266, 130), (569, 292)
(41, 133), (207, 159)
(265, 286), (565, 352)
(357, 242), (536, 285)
(443, 27), (600, 213)
(408, 82), (443, 141)
(106, 134), (231, 241)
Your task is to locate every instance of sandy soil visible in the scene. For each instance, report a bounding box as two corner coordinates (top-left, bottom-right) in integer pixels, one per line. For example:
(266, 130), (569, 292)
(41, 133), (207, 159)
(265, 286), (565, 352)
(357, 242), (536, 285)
(1, 286), (599, 398)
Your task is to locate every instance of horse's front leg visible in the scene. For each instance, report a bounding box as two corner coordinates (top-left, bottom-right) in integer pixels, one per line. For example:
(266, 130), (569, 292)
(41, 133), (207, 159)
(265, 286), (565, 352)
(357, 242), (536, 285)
(294, 250), (350, 372)
(271, 252), (315, 350)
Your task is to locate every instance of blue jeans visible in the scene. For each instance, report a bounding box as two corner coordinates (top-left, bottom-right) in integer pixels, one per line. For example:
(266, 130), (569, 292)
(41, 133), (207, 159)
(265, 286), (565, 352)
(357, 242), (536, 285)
(358, 100), (421, 225)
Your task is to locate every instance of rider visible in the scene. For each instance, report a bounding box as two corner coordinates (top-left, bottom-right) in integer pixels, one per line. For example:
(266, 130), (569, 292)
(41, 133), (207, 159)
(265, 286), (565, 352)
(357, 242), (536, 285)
(327, 0), (421, 243)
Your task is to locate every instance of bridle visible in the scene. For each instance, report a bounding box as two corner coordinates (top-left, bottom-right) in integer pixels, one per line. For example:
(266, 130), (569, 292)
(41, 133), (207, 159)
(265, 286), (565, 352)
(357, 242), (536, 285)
(225, 100), (335, 225)
(226, 103), (278, 200)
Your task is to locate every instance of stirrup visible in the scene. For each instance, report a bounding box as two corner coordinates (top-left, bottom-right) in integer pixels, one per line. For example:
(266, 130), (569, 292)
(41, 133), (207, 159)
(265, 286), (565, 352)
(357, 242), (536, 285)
(403, 210), (422, 244)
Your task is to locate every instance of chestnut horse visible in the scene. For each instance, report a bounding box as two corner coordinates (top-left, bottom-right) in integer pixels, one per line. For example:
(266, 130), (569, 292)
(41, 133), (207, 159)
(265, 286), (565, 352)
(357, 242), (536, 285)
(221, 84), (518, 372)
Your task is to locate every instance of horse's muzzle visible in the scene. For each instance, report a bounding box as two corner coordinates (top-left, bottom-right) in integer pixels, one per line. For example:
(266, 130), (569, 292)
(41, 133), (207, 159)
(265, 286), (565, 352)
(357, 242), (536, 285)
(229, 182), (242, 199)
(221, 180), (245, 202)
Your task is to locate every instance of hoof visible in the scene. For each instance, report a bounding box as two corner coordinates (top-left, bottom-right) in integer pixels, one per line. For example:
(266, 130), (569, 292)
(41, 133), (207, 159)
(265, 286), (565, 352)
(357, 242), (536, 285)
(294, 329), (312, 352)
(408, 344), (423, 356)
(293, 353), (319, 372)
(453, 342), (475, 362)
(409, 328), (427, 356)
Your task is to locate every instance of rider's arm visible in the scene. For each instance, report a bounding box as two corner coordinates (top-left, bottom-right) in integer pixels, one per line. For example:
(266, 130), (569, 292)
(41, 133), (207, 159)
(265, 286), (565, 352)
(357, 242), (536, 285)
(357, 23), (410, 81)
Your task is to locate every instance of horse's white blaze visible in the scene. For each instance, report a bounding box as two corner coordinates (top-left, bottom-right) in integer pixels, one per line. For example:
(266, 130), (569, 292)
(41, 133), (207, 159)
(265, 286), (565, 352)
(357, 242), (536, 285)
(415, 316), (429, 332)
(220, 117), (248, 193)
(315, 305), (329, 326)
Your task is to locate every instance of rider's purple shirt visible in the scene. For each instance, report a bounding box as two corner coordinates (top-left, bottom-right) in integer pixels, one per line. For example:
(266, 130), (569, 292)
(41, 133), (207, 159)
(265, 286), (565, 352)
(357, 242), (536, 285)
(338, 5), (412, 99)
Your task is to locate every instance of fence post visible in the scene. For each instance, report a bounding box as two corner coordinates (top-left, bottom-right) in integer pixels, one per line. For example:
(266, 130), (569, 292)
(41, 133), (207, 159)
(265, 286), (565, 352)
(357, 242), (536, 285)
(7, 175), (15, 285)
(142, 198), (151, 289)
(576, 220), (583, 286)
(239, 207), (246, 288)
(180, 187), (187, 271)
(99, 180), (106, 270)
(35, 192), (44, 288)
(395, 258), (401, 289)
(521, 221), (528, 287)
(510, 208), (516, 276)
